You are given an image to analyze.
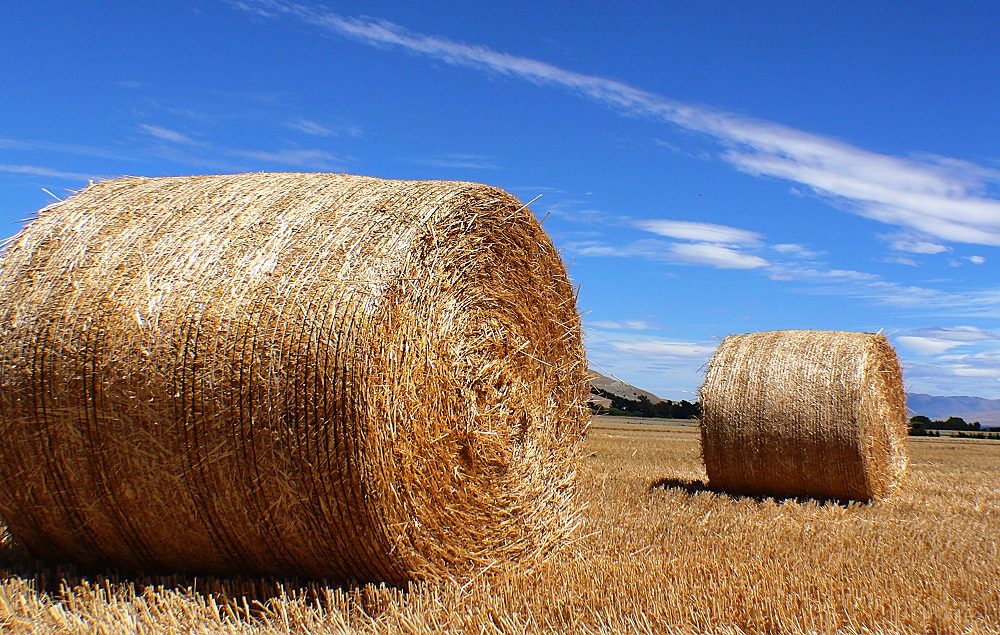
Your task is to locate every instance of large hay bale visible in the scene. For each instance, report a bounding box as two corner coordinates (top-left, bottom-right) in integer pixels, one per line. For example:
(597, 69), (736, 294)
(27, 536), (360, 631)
(699, 330), (907, 502)
(0, 173), (589, 583)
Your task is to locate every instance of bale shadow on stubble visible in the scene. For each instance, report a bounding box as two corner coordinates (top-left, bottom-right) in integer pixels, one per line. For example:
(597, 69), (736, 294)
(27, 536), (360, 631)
(648, 477), (858, 508)
(0, 527), (400, 620)
(648, 477), (715, 496)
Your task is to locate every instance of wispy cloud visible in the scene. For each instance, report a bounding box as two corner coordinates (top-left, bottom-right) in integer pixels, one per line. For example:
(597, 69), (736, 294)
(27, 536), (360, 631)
(0, 164), (97, 181)
(771, 243), (823, 259)
(139, 119), (344, 169)
(766, 263), (1000, 316)
(0, 137), (138, 161)
(587, 319), (656, 331)
(893, 328), (1000, 397)
(585, 320), (717, 400)
(565, 213), (998, 314)
(584, 327), (715, 398)
(564, 238), (769, 270)
(624, 219), (769, 269)
(231, 148), (343, 169)
(896, 336), (969, 355)
(140, 124), (200, 145)
(284, 116), (362, 138)
(415, 154), (498, 169)
(284, 117), (335, 137)
(633, 219), (762, 246)
(904, 326), (997, 345)
(230, 0), (1000, 247)
(881, 232), (950, 254)
(903, 357), (1000, 397)
(669, 242), (769, 269)
(609, 339), (718, 359)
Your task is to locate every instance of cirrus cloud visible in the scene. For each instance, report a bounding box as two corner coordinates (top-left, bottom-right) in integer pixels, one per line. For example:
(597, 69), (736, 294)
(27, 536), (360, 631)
(230, 0), (1000, 247)
(668, 242), (769, 269)
(632, 219), (762, 246)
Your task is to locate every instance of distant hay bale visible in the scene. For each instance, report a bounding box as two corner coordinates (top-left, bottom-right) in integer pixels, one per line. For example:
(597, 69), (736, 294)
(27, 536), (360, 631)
(0, 173), (589, 583)
(699, 330), (907, 502)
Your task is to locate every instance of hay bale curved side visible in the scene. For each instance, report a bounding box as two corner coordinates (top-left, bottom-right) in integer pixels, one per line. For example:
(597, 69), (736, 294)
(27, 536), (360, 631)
(0, 173), (590, 583)
(699, 330), (907, 502)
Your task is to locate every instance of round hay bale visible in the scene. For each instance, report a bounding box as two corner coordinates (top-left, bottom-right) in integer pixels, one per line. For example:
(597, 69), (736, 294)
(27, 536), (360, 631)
(699, 330), (907, 502)
(0, 173), (589, 583)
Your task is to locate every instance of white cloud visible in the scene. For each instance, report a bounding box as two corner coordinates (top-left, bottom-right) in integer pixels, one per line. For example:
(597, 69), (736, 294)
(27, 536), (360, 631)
(584, 329), (713, 399)
(416, 154), (498, 169)
(761, 263), (1000, 316)
(283, 117), (363, 138)
(610, 339), (717, 358)
(883, 235), (949, 254)
(0, 137), (136, 161)
(0, 164), (96, 181)
(669, 243), (770, 269)
(232, 148), (341, 168)
(772, 243), (823, 259)
(562, 240), (635, 258)
(895, 240), (949, 254)
(588, 320), (655, 331)
(633, 219), (762, 246)
(284, 117), (334, 137)
(620, 219), (769, 269)
(231, 1), (1000, 247)
(564, 239), (769, 270)
(895, 327), (997, 357)
(903, 356), (1000, 397)
(896, 336), (965, 355)
(969, 255), (986, 265)
(952, 366), (1000, 378)
(883, 256), (919, 266)
(909, 326), (997, 342)
(140, 124), (198, 145)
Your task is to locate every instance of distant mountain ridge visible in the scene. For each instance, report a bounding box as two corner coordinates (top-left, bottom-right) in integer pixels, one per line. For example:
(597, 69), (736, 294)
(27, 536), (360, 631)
(587, 374), (1000, 426)
(589, 370), (663, 404)
(907, 393), (1000, 427)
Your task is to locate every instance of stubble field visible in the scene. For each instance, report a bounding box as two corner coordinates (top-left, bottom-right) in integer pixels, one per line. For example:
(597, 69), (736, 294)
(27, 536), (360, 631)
(1, 417), (998, 634)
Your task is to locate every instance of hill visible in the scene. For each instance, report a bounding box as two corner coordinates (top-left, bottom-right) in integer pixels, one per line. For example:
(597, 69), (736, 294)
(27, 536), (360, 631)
(907, 393), (1000, 427)
(589, 370), (663, 404)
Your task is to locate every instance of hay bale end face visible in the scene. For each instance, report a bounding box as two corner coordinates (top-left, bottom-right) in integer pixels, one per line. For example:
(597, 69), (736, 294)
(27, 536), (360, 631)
(699, 330), (907, 502)
(0, 173), (590, 583)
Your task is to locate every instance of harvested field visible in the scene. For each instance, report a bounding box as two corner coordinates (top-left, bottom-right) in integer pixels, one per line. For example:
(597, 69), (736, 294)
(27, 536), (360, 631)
(1, 419), (998, 634)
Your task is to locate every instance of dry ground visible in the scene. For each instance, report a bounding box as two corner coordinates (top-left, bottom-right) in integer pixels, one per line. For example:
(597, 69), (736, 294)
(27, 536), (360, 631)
(1, 417), (998, 634)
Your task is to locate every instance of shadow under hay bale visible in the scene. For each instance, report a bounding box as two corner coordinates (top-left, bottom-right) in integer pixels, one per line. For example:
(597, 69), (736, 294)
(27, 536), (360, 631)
(699, 330), (907, 503)
(648, 477), (857, 507)
(0, 539), (401, 628)
(0, 173), (590, 584)
(648, 477), (714, 496)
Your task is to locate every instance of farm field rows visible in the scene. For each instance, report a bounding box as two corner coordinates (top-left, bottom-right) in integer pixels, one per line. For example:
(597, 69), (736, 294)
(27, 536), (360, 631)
(1, 418), (997, 634)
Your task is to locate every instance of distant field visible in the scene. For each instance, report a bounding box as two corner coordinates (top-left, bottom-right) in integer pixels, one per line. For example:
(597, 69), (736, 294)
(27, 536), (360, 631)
(2, 420), (998, 634)
(591, 414), (700, 429)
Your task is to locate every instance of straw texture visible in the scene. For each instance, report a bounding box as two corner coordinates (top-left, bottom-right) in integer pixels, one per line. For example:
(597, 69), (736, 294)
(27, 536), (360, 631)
(0, 173), (589, 583)
(699, 330), (907, 502)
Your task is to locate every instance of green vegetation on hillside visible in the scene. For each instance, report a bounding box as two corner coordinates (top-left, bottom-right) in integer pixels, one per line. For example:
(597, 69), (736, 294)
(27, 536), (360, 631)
(909, 415), (1000, 439)
(590, 388), (700, 419)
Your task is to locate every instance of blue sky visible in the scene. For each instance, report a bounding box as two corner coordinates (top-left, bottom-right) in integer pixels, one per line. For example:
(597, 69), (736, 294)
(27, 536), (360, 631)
(2, 1), (998, 400)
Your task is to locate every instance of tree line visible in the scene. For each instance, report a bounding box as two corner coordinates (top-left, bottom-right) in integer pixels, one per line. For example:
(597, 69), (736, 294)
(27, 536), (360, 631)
(909, 415), (1000, 439)
(590, 388), (700, 419)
